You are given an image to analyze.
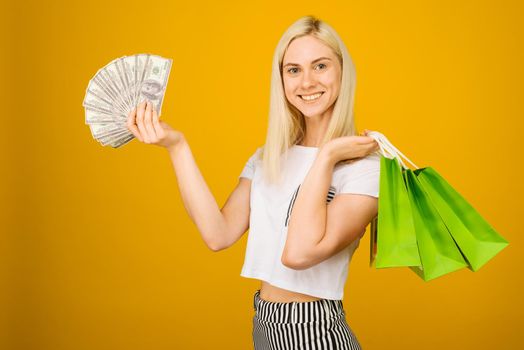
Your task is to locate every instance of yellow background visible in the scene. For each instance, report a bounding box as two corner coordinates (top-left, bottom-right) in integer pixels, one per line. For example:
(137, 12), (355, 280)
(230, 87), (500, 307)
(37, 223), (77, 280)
(2, 0), (523, 349)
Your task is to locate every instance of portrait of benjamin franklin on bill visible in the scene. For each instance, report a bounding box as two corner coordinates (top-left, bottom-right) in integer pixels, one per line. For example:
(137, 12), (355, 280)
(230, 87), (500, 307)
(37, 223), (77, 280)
(140, 79), (165, 101)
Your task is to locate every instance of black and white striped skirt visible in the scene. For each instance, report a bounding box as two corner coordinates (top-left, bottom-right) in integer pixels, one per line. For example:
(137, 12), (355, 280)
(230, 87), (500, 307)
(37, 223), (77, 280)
(252, 289), (362, 350)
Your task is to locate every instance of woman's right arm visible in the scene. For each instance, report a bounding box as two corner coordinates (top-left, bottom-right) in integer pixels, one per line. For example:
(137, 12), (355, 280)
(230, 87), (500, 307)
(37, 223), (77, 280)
(167, 137), (252, 251)
(126, 100), (251, 252)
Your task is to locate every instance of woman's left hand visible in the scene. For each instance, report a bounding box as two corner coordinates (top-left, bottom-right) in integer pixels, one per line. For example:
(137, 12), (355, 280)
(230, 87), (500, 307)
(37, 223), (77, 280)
(321, 129), (379, 165)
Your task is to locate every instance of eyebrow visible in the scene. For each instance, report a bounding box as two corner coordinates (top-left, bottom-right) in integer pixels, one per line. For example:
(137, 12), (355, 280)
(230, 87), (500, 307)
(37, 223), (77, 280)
(282, 57), (332, 68)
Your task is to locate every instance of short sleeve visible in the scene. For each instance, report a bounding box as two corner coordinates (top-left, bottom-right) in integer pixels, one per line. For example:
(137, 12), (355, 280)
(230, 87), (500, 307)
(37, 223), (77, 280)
(239, 147), (263, 180)
(337, 153), (381, 198)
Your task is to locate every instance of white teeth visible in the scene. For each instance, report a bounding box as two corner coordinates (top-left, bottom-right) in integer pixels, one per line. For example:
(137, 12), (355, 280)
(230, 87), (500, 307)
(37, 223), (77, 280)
(300, 92), (323, 101)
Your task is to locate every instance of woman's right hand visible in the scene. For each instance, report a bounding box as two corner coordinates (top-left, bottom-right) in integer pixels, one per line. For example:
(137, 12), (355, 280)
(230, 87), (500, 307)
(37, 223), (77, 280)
(126, 100), (184, 150)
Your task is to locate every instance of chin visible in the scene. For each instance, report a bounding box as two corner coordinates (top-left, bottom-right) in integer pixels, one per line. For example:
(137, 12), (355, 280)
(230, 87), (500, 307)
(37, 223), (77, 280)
(299, 107), (329, 118)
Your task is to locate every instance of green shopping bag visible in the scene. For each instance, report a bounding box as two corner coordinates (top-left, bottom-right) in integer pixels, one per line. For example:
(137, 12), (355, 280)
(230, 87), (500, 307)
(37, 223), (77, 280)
(368, 131), (509, 281)
(403, 169), (469, 281)
(371, 156), (421, 269)
(415, 167), (509, 271)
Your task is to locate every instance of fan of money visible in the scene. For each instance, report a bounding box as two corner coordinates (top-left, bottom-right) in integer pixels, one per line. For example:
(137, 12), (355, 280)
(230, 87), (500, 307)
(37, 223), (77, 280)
(83, 54), (173, 148)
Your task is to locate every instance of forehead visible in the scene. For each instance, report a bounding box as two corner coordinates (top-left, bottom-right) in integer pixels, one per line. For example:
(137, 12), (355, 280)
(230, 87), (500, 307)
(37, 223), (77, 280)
(283, 35), (336, 64)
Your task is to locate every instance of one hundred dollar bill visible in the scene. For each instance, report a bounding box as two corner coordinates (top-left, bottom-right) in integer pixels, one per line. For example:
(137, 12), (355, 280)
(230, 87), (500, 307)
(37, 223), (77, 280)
(83, 53), (173, 148)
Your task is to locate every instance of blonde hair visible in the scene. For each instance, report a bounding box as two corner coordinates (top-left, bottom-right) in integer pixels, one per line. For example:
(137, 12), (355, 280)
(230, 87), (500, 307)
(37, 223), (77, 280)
(259, 15), (358, 185)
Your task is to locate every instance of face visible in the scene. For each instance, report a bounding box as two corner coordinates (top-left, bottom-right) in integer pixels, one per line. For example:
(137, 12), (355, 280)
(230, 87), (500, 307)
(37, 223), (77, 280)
(282, 35), (342, 119)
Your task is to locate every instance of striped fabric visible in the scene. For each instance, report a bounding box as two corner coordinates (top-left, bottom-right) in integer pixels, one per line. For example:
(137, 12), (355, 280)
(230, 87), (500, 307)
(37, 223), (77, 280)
(252, 290), (362, 349)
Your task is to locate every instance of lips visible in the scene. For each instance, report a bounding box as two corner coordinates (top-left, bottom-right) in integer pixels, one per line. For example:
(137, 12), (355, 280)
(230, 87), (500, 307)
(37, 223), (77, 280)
(298, 91), (324, 97)
(299, 92), (324, 101)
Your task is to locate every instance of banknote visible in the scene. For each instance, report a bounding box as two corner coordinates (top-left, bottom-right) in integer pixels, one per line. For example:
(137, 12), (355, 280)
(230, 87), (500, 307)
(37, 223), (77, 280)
(136, 54), (172, 115)
(83, 53), (173, 148)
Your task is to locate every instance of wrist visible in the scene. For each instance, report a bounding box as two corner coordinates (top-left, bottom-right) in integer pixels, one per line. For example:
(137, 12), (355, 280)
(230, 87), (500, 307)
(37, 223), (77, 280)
(166, 133), (187, 155)
(319, 142), (339, 167)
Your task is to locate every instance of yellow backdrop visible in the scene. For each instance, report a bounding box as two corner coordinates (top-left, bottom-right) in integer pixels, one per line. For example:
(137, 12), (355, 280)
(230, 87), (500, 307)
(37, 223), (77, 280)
(3, 0), (523, 349)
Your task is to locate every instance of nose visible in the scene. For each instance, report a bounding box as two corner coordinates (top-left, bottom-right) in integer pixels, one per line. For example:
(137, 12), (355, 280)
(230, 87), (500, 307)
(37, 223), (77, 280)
(300, 68), (316, 90)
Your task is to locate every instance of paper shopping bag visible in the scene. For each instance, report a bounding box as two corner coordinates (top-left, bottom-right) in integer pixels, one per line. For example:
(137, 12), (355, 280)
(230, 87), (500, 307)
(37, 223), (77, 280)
(415, 167), (509, 271)
(371, 156), (421, 269)
(403, 169), (469, 281)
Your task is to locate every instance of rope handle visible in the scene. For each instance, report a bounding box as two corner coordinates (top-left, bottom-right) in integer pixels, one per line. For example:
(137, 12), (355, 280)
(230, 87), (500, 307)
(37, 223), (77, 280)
(366, 131), (419, 170)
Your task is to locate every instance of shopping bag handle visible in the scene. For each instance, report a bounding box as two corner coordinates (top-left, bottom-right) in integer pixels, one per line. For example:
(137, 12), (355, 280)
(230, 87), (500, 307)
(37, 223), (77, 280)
(367, 131), (419, 170)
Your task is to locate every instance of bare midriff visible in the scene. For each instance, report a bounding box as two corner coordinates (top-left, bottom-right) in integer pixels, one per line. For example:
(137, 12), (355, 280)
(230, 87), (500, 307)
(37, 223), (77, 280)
(259, 280), (322, 302)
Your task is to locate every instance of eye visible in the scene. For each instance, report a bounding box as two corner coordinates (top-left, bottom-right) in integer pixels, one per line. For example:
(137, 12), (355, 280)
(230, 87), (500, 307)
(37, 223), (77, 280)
(315, 63), (327, 70)
(287, 67), (299, 74)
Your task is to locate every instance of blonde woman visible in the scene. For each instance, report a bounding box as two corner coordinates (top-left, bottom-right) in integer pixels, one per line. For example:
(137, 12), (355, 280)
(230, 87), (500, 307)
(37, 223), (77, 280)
(127, 15), (380, 350)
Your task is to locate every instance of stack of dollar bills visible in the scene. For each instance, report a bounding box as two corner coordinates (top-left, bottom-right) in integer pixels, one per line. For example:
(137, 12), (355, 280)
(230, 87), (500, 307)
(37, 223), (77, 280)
(83, 54), (173, 148)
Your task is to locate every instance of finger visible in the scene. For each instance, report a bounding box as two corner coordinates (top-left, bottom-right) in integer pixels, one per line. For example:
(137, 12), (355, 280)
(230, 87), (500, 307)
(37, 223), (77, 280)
(355, 135), (374, 144)
(152, 108), (165, 139)
(126, 108), (143, 142)
(370, 141), (380, 153)
(136, 100), (150, 143)
(365, 136), (377, 144)
(143, 101), (158, 141)
(359, 141), (378, 157)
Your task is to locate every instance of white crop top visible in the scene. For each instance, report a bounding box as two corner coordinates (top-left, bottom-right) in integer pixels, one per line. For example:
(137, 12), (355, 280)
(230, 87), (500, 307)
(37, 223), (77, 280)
(238, 145), (380, 300)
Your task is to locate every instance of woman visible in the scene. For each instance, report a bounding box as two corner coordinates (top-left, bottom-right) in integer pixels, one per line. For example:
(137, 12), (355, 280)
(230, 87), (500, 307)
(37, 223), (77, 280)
(126, 15), (379, 350)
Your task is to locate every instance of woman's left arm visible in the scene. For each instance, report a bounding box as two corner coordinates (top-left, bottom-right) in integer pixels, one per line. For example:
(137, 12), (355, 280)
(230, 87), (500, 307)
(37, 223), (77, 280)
(281, 137), (379, 270)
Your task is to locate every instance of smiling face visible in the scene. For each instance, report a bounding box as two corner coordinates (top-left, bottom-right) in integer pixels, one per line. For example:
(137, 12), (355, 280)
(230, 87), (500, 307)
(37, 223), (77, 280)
(282, 35), (342, 119)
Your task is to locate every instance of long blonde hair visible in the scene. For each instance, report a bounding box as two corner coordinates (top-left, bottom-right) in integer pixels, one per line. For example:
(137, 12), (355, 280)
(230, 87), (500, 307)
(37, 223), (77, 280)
(260, 15), (358, 185)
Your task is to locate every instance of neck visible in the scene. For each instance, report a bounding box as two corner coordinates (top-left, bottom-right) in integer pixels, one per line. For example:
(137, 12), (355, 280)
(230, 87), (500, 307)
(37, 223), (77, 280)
(298, 106), (333, 147)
